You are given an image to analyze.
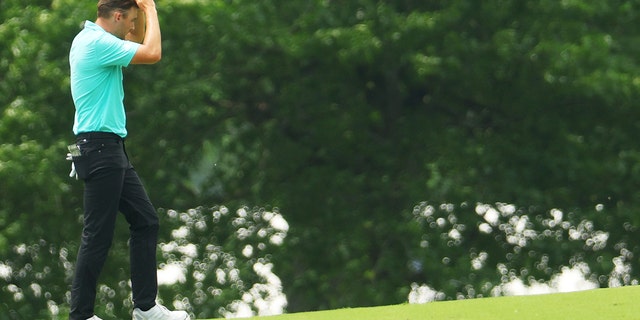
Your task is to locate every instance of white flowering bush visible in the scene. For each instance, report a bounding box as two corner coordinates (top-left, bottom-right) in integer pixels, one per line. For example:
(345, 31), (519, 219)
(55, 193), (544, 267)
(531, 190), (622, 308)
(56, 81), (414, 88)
(156, 205), (289, 319)
(407, 202), (632, 304)
(0, 205), (289, 320)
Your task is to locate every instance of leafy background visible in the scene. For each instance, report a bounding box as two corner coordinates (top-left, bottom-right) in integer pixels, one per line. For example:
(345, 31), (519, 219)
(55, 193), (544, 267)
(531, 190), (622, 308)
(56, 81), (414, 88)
(3, 0), (640, 318)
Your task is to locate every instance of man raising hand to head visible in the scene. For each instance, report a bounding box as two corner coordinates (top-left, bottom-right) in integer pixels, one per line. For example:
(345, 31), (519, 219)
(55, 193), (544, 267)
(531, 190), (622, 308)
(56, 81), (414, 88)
(68, 1), (189, 319)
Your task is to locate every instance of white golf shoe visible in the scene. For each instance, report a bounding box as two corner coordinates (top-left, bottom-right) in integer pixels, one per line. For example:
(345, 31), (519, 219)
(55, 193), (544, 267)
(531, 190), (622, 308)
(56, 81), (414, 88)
(86, 316), (103, 320)
(132, 304), (190, 320)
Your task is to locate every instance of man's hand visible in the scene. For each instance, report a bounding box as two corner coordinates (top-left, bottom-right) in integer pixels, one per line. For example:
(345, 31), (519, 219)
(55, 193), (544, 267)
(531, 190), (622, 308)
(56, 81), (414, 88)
(135, 0), (157, 11)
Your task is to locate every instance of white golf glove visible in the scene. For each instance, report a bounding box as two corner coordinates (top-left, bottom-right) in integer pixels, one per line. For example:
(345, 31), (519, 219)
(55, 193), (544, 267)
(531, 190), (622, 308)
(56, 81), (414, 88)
(66, 152), (78, 180)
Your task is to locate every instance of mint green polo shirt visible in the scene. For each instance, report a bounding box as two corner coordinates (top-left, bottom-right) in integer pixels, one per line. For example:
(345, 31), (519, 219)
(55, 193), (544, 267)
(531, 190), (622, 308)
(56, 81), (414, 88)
(70, 21), (140, 138)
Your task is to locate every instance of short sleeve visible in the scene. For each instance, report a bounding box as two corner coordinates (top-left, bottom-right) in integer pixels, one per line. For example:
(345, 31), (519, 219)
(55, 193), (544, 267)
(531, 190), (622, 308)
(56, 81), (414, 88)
(94, 34), (140, 67)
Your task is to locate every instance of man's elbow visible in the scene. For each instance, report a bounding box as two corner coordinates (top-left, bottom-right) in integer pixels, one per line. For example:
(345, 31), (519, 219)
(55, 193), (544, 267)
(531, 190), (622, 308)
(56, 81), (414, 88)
(149, 51), (162, 64)
(132, 49), (162, 64)
(145, 47), (162, 63)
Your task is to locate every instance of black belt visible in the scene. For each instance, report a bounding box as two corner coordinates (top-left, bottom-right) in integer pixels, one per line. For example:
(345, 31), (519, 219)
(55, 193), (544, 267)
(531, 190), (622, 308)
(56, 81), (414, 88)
(76, 131), (124, 141)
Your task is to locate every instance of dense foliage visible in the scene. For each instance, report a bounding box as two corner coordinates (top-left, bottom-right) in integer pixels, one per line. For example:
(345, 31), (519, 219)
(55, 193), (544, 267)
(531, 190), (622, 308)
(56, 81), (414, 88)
(3, 0), (640, 318)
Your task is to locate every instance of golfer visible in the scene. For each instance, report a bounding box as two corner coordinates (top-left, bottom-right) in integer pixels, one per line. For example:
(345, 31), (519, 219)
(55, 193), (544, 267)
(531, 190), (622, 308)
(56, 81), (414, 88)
(68, 0), (189, 319)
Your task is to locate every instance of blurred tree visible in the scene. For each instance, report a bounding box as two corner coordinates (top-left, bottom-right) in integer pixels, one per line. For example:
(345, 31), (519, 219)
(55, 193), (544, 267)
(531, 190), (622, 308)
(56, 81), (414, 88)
(4, 0), (640, 318)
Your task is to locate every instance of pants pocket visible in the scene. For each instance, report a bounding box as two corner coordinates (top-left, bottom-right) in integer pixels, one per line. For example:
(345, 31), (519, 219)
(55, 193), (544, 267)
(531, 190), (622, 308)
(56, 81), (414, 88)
(72, 155), (90, 180)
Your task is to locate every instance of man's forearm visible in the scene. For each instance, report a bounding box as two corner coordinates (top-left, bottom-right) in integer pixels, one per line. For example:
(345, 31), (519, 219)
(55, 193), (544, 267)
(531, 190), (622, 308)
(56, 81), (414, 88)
(130, 0), (162, 64)
(126, 9), (146, 43)
(141, 6), (161, 59)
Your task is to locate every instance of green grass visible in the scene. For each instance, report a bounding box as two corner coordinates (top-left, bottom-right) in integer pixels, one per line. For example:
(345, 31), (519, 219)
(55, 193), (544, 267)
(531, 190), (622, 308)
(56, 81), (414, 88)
(242, 286), (640, 320)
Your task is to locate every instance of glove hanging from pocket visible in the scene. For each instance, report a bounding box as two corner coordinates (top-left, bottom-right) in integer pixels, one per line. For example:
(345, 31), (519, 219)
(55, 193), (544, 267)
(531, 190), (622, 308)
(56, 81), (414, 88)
(66, 152), (78, 180)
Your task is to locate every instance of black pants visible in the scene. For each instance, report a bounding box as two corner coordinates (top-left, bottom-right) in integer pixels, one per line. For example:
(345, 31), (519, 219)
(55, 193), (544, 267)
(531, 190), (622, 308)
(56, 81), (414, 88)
(69, 132), (158, 320)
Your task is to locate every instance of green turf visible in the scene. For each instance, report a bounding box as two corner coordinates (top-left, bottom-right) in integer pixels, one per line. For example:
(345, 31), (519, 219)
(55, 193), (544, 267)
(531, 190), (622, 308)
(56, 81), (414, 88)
(240, 286), (640, 320)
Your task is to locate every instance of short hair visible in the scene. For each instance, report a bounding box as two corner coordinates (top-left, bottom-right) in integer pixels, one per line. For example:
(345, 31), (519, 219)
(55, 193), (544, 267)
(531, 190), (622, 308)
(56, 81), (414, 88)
(97, 0), (138, 18)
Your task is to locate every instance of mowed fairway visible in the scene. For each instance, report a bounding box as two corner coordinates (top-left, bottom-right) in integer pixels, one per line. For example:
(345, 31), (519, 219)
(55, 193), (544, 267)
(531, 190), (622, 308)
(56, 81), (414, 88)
(242, 286), (640, 320)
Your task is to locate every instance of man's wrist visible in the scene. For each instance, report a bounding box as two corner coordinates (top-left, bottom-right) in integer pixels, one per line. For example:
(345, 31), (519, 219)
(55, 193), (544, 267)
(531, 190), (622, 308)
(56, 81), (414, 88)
(142, 6), (157, 14)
